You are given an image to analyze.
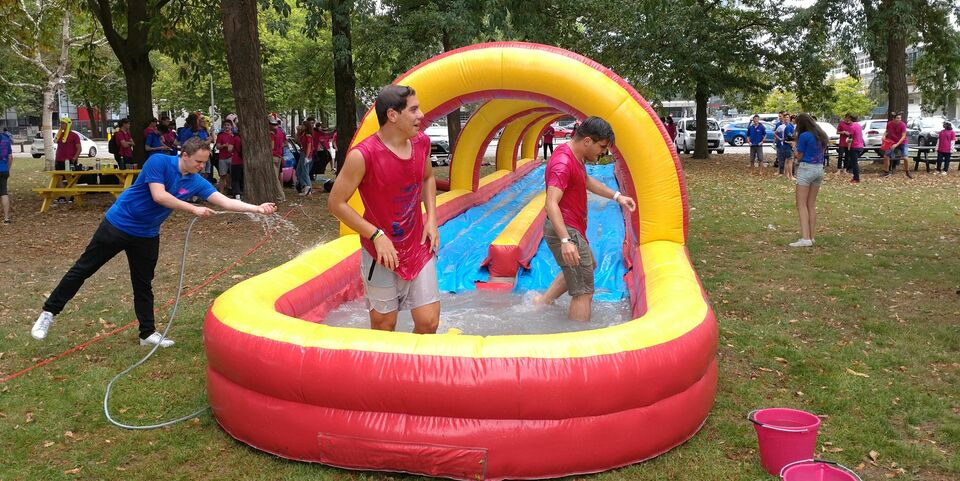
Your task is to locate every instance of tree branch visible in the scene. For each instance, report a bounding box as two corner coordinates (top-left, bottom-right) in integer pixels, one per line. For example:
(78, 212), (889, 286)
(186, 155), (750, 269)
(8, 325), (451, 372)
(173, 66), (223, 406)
(0, 73), (43, 91)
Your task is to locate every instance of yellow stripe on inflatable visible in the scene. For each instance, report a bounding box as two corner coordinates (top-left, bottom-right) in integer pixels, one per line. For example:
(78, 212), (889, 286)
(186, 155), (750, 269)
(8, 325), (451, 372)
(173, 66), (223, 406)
(450, 100), (553, 190)
(491, 192), (545, 247)
(211, 237), (705, 358)
(521, 114), (565, 161)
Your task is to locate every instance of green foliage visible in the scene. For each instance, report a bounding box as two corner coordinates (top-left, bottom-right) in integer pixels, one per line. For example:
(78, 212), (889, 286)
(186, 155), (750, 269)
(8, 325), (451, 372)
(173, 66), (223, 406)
(762, 90), (802, 115)
(829, 77), (874, 119)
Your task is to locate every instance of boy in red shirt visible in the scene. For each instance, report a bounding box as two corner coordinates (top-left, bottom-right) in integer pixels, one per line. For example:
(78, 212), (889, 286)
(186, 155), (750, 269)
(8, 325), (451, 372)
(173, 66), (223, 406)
(534, 116), (636, 321)
(881, 112), (910, 178)
(115, 118), (135, 169)
(54, 117), (81, 171)
(328, 85), (440, 334)
(270, 116), (286, 179)
(542, 124), (556, 159)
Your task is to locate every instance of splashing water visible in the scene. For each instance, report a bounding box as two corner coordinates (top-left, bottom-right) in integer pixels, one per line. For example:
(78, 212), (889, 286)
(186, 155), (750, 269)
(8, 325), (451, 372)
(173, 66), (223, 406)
(322, 290), (633, 335)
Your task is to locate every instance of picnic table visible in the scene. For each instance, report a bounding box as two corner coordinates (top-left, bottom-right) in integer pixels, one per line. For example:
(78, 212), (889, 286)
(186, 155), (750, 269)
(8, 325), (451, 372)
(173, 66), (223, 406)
(33, 167), (140, 213)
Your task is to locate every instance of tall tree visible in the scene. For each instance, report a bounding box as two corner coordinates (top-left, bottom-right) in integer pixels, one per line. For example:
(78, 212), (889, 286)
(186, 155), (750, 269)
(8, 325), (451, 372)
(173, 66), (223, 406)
(0, 1), (98, 168)
(221, 0), (284, 203)
(605, 0), (777, 158)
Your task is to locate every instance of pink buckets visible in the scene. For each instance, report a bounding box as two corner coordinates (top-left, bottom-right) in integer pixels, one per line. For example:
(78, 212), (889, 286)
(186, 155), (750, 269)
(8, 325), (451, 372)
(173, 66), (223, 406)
(748, 408), (821, 475)
(779, 459), (862, 480)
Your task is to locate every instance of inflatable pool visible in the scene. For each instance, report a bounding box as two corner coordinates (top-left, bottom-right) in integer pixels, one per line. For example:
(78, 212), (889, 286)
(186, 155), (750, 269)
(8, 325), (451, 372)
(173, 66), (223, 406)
(204, 42), (717, 480)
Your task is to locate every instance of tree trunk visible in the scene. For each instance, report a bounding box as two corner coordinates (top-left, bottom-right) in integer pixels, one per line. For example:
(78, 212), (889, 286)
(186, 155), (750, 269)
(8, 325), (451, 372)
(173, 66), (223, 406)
(693, 83), (709, 159)
(121, 61), (154, 164)
(221, 0), (283, 203)
(42, 86), (56, 169)
(85, 99), (100, 138)
(885, 32), (908, 118)
(441, 30), (462, 149)
(99, 102), (109, 137)
(319, 108), (330, 128)
(331, 0), (358, 174)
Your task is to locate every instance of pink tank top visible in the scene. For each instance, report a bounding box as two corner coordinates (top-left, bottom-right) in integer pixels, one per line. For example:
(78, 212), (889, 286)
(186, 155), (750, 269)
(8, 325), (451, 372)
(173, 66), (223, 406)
(352, 132), (432, 281)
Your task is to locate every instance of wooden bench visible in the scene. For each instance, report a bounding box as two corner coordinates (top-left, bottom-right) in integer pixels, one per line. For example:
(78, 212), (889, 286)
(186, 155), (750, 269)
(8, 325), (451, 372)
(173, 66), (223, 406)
(34, 169), (140, 213)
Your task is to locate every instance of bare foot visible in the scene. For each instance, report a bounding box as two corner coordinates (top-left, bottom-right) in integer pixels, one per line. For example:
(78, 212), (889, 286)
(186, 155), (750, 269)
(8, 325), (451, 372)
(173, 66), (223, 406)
(532, 294), (552, 306)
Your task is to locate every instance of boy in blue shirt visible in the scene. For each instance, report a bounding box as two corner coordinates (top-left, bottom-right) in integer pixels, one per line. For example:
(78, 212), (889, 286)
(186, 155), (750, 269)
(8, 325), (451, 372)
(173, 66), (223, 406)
(0, 128), (12, 223)
(747, 115), (767, 167)
(30, 137), (277, 347)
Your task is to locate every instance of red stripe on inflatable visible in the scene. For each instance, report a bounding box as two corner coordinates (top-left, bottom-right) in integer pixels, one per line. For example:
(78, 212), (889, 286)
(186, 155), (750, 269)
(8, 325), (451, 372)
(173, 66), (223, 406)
(208, 358), (716, 481)
(274, 250), (363, 322)
(481, 208), (546, 277)
(204, 308), (716, 421)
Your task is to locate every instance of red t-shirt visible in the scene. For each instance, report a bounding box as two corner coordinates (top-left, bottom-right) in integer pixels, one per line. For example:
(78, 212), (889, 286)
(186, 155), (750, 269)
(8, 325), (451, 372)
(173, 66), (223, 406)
(298, 131), (315, 158)
(545, 142), (588, 238)
(115, 129), (133, 157)
(885, 120), (906, 144)
(162, 131), (177, 150)
(271, 128), (285, 157)
(543, 126), (555, 143)
(314, 130), (332, 150)
(216, 132), (234, 160)
(837, 121), (851, 148)
(938, 129), (956, 153)
(352, 132), (432, 281)
(231, 135), (243, 166)
(55, 131), (81, 162)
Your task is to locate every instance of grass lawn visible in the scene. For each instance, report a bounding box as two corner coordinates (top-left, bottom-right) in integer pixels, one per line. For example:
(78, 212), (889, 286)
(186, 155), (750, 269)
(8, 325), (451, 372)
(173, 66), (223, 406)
(0, 154), (957, 480)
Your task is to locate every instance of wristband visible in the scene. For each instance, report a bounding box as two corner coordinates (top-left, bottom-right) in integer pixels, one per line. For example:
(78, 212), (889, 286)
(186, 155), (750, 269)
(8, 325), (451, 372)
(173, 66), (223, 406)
(370, 228), (383, 241)
(560, 237), (571, 244)
(613, 191), (621, 201)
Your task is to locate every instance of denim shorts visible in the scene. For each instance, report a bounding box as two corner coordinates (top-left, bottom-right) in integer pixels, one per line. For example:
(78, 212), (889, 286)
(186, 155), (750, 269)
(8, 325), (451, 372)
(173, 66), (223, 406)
(795, 162), (824, 187)
(885, 144), (908, 159)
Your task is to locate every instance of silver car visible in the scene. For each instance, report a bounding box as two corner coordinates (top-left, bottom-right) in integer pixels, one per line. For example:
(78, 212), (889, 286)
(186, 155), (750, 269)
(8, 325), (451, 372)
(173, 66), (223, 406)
(675, 118), (724, 154)
(908, 116), (946, 147)
(859, 119), (888, 155)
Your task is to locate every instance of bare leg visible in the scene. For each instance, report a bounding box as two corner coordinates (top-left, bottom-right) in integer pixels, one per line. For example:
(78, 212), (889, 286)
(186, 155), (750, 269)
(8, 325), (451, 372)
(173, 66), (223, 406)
(796, 185), (811, 240)
(568, 294), (593, 322)
(1, 195), (9, 221)
(411, 301), (440, 334)
(882, 153), (890, 173)
(535, 272), (567, 305)
(901, 152), (912, 177)
(369, 310), (398, 331)
(806, 184), (820, 240)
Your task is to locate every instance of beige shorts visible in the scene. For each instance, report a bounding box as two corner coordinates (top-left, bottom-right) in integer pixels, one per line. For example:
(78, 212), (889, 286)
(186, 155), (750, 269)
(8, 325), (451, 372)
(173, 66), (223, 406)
(360, 250), (439, 314)
(543, 221), (596, 297)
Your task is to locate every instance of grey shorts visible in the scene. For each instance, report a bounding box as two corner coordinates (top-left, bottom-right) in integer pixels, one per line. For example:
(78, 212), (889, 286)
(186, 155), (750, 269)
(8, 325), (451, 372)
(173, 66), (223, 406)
(360, 250), (439, 314)
(543, 220), (596, 297)
(218, 159), (231, 176)
(795, 162), (824, 187)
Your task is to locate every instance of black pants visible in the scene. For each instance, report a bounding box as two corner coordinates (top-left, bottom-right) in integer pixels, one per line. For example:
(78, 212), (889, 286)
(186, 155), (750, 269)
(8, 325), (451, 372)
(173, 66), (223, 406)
(936, 152), (952, 172)
(118, 156), (133, 170)
(848, 148), (862, 181)
(836, 147), (848, 170)
(43, 219), (160, 339)
(543, 141), (553, 159)
(231, 164), (244, 196)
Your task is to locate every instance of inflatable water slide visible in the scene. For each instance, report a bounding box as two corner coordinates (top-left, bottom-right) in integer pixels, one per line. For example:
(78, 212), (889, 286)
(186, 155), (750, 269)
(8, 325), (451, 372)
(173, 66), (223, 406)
(203, 42), (718, 480)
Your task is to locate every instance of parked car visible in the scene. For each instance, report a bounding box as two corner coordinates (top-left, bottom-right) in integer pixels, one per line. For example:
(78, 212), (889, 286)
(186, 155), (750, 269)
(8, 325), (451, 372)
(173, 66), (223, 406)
(908, 116), (947, 147)
(722, 121), (775, 146)
(675, 118), (724, 154)
(859, 119), (888, 155)
(817, 122), (839, 146)
(31, 130), (99, 158)
(424, 122), (451, 162)
(550, 121), (574, 139)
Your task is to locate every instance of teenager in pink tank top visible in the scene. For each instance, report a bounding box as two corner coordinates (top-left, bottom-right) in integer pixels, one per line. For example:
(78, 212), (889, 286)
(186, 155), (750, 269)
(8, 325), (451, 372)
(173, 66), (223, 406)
(328, 85), (440, 334)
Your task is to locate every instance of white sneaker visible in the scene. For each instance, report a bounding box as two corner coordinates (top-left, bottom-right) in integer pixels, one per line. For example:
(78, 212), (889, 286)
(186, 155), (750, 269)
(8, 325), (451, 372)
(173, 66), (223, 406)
(139, 332), (175, 348)
(31, 311), (55, 340)
(789, 238), (814, 247)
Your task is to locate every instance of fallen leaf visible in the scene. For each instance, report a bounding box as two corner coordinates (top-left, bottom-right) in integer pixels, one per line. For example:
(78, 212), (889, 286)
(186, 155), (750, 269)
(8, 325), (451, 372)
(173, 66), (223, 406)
(846, 368), (870, 378)
(775, 357), (788, 364)
(25, 412), (33, 423)
(43, 441), (55, 448)
(869, 450), (879, 462)
(64, 467), (82, 475)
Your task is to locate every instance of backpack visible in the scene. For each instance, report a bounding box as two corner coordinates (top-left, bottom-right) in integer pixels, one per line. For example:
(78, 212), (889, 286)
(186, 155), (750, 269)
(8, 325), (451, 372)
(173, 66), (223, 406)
(108, 135), (118, 154)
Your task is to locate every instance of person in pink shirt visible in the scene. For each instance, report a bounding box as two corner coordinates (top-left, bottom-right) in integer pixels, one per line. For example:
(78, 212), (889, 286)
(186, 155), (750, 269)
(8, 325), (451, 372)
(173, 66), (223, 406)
(53, 117), (81, 171)
(313, 126), (334, 175)
(882, 111), (910, 178)
(936, 121), (956, 175)
(836, 116), (851, 173)
(844, 113), (864, 184)
(534, 117), (637, 321)
(328, 85), (440, 334)
(542, 124), (556, 159)
(115, 118), (135, 169)
(269, 116), (286, 179)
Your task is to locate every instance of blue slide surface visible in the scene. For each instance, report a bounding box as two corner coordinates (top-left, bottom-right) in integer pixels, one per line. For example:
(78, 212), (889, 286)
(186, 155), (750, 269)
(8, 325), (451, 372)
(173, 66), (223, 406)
(436, 163), (627, 302)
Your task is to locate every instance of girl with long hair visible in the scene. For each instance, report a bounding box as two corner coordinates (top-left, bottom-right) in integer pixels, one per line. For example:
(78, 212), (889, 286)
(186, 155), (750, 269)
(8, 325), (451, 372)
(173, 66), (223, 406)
(784, 113), (827, 247)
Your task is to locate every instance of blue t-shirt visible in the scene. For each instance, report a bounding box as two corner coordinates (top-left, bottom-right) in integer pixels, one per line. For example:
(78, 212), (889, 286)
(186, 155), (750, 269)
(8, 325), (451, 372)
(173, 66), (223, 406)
(795, 131), (825, 164)
(783, 124), (796, 149)
(105, 154), (217, 237)
(773, 120), (783, 147)
(145, 131), (164, 157)
(747, 123), (766, 145)
(176, 127), (209, 145)
(0, 133), (12, 173)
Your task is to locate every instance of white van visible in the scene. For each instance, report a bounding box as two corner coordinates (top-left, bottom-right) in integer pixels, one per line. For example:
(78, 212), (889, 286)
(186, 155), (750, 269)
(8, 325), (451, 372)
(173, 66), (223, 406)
(674, 118), (724, 154)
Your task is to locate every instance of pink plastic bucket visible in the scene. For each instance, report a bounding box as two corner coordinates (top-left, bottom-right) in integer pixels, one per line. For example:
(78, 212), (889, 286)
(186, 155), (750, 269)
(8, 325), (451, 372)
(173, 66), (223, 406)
(748, 408), (821, 475)
(780, 459), (862, 480)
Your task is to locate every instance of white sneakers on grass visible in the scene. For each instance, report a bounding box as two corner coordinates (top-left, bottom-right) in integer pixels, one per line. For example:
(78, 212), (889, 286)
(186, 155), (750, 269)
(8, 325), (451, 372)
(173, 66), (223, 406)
(31, 311), (55, 340)
(789, 238), (814, 248)
(31, 310), (174, 347)
(139, 332), (175, 348)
